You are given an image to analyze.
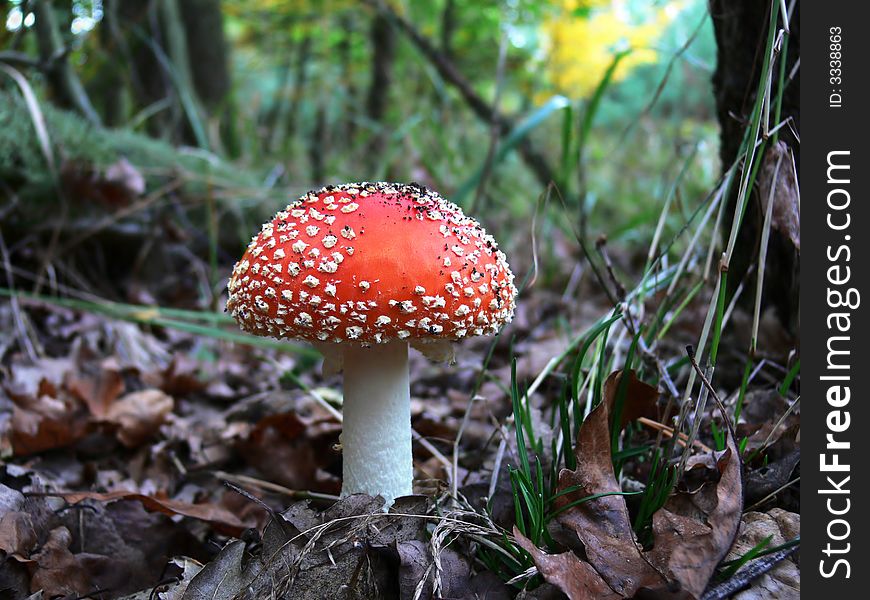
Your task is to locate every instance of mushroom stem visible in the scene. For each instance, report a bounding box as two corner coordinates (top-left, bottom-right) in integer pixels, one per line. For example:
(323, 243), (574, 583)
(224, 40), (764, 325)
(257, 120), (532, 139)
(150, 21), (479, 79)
(340, 341), (413, 505)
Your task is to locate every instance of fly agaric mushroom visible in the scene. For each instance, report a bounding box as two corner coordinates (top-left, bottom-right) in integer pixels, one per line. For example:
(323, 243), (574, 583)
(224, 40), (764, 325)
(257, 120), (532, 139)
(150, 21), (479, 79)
(227, 182), (516, 505)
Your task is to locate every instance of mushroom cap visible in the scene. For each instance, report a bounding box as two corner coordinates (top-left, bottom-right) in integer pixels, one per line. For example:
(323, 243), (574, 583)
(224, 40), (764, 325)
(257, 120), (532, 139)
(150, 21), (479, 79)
(227, 182), (516, 345)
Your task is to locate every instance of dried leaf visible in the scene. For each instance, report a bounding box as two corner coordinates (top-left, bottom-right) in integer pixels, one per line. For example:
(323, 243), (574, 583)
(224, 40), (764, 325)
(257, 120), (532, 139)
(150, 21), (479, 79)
(552, 370), (667, 596)
(645, 434), (743, 598)
(67, 363), (125, 418)
(237, 410), (340, 493)
(395, 538), (478, 600)
(723, 510), (799, 600)
(514, 528), (620, 600)
(182, 540), (257, 600)
(104, 389), (174, 447)
(759, 141), (800, 251)
(10, 391), (89, 455)
(27, 527), (92, 597)
(0, 511), (37, 559)
(55, 491), (248, 537)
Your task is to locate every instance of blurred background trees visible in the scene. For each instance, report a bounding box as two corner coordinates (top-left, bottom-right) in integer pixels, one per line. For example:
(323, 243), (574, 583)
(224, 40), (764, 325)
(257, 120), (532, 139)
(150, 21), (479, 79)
(1, 0), (730, 309)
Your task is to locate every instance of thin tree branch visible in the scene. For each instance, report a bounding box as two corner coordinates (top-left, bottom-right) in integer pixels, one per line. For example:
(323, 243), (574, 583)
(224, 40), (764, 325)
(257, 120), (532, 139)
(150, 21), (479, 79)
(701, 545), (799, 600)
(0, 51), (40, 68)
(31, 0), (101, 125)
(361, 0), (556, 190)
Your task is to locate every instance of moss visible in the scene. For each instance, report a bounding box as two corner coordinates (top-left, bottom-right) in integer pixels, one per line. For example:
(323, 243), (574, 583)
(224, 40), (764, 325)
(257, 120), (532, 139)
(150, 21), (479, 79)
(0, 89), (258, 194)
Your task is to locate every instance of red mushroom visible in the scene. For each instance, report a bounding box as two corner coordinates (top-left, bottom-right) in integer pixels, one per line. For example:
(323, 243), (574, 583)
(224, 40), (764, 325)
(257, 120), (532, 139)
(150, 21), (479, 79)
(227, 182), (516, 504)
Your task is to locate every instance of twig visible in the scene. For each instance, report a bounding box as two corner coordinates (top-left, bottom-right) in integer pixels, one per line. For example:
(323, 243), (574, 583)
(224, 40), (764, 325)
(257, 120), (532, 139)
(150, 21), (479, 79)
(469, 30), (508, 213)
(744, 476), (799, 512)
(223, 480), (280, 516)
(216, 471), (338, 503)
(413, 430), (453, 481)
(686, 345), (734, 435)
(0, 50), (40, 68)
(701, 545), (798, 600)
(0, 229), (40, 361)
(637, 417), (713, 453)
(360, 0), (556, 189)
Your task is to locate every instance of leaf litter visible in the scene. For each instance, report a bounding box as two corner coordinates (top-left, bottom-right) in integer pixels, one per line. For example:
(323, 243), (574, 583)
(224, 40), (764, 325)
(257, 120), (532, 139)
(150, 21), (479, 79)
(0, 236), (799, 598)
(520, 371), (743, 599)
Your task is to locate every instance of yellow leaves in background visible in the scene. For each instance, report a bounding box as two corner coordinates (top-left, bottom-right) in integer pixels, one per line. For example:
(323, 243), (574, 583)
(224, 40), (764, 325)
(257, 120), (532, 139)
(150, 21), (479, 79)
(543, 0), (685, 98)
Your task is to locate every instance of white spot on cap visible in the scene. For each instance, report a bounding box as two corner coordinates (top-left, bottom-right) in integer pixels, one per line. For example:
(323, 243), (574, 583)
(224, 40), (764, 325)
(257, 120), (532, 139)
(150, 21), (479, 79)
(346, 326), (363, 339)
(292, 240), (308, 254)
(413, 286), (425, 295)
(396, 300), (416, 314)
(359, 281), (371, 291)
(422, 295), (446, 308)
(325, 282), (337, 297)
(318, 261), (338, 274)
(341, 226), (356, 240)
(375, 315), (391, 327)
(303, 275), (320, 288)
(322, 234), (338, 248)
(340, 203), (359, 214)
(306, 225), (320, 237)
(273, 248), (285, 260)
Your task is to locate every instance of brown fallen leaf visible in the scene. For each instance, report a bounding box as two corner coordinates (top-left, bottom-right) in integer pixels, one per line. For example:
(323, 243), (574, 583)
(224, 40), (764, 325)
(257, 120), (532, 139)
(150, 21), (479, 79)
(0, 511), (37, 560)
(758, 141), (800, 251)
(103, 389), (174, 447)
(721, 509), (799, 600)
(9, 385), (90, 455)
(52, 490), (248, 537)
(27, 526), (92, 597)
(514, 528), (621, 600)
(552, 370), (668, 597)
(645, 431), (743, 598)
(527, 370), (742, 599)
(66, 361), (125, 418)
(237, 410), (341, 494)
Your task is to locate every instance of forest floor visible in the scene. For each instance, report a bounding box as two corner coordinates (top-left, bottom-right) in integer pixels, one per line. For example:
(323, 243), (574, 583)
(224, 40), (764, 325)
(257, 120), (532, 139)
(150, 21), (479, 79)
(0, 210), (799, 599)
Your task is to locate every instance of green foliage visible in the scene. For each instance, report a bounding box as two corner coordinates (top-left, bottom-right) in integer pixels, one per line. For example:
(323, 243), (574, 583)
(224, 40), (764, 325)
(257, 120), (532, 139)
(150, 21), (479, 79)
(0, 89), (256, 190)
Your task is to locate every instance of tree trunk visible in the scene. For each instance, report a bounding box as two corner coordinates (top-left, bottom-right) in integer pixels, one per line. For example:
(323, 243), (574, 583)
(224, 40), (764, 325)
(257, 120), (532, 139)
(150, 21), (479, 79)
(710, 0), (800, 329)
(178, 0), (231, 111)
(364, 13), (396, 166)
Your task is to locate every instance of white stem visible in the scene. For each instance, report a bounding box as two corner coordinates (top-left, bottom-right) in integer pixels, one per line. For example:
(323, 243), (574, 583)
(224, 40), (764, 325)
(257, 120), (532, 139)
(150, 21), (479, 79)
(340, 341), (412, 505)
